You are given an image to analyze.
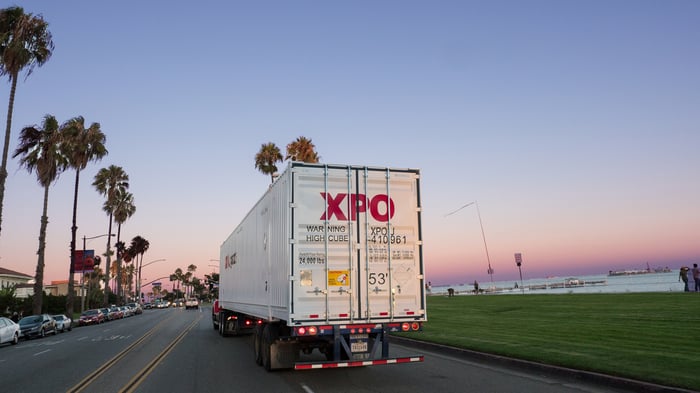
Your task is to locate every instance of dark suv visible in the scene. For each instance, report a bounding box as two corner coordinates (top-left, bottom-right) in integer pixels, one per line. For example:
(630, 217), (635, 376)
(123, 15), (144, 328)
(18, 314), (57, 339)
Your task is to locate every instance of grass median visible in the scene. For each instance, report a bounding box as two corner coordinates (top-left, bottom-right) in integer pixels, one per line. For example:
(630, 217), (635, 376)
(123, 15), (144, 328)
(395, 292), (700, 390)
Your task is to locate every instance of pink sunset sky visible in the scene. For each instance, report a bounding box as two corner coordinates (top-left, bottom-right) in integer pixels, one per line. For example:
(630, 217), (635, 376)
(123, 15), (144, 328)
(1, 2), (698, 291)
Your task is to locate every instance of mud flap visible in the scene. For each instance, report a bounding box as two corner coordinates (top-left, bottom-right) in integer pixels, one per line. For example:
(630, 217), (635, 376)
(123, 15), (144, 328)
(271, 340), (300, 370)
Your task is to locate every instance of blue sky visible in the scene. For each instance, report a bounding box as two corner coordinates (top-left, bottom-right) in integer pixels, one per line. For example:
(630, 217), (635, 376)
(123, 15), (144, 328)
(2, 1), (698, 288)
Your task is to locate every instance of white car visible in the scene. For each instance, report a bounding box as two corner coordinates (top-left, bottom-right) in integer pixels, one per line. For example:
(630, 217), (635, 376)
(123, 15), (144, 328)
(52, 314), (72, 332)
(185, 298), (199, 310)
(0, 317), (20, 345)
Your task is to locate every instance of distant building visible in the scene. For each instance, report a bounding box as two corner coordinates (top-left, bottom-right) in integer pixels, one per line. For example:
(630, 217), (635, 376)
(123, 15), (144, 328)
(45, 280), (71, 296)
(15, 283), (34, 298)
(0, 267), (34, 298)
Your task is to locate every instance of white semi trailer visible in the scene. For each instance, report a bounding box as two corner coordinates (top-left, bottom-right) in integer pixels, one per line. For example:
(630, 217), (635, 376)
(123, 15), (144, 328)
(216, 162), (426, 370)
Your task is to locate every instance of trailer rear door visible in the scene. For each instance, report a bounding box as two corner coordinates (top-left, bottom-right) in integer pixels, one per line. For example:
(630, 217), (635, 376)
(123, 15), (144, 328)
(290, 164), (425, 325)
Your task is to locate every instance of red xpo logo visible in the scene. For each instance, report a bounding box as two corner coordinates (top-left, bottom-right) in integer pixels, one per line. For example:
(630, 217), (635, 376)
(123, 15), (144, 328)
(320, 193), (395, 222)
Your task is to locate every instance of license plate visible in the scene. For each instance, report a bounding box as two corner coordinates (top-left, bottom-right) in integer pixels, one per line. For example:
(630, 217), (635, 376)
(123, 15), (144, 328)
(350, 334), (368, 352)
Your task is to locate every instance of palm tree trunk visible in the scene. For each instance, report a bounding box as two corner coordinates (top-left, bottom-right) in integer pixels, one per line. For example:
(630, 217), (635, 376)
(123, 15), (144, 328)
(136, 253), (143, 302)
(0, 73), (19, 238)
(66, 168), (81, 316)
(32, 185), (50, 315)
(116, 223), (122, 305)
(103, 213), (113, 306)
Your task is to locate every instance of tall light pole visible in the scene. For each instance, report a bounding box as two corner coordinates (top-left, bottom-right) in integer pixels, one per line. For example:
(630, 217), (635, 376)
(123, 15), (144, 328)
(137, 258), (166, 303)
(445, 200), (495, 289)
(81, 233), (114, 312)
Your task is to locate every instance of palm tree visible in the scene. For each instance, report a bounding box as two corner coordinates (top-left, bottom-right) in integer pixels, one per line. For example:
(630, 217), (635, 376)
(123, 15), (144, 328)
(285, 136), (319, 163)
(186, 264), (197, 297)
(93, 165), (129, 305)
(204, 272), (219, 300)
(130, 235), (149, 302)
(122, 243), (136, 299)
(112, 189), (135, 304)
(86, 264), (103, 309)
(12, 115), (67, 314)
(114, 240), (126, 303)
(0, 6), (54, 239)
(183, 271), (192, 298)
(191, 277), (203, 298)
(254, 142), (282, 183)
(63, 116), (107, 315)
(171, 268), (185, 299)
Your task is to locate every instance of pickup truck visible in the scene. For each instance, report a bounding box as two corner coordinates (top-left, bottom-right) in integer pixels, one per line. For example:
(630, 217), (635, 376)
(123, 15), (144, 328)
(185, 298), (199, 310)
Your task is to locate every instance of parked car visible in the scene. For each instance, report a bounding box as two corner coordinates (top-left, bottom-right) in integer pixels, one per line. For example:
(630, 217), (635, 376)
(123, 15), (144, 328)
(79, 309), (105, 326)
(99, 307), (113, 321)
(108, 306), (123, 320)
(126, 302), (143, 314)
(18, 314), (57, 339)
(120, 306), (133, 317)
(0, 317), (20, 345)
(52, 314), (72, 332)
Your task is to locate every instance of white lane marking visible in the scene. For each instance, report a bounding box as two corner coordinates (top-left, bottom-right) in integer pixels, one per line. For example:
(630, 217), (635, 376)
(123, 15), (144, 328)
(300, 384), (315, 393)
(33, 349), (51, 356)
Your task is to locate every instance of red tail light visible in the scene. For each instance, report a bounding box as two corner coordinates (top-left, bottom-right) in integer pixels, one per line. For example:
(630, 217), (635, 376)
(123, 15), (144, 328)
(296, 326), (319, 336)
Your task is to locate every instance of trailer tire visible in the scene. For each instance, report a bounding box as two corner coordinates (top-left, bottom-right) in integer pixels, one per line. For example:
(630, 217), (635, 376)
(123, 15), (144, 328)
(231, 316), (241, 336)
(254, 324), (263, 366)
(219, 312), (227, 336)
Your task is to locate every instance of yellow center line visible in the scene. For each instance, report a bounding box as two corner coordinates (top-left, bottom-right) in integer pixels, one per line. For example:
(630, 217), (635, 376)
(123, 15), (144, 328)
(119, 314), (203, 393)
(66, 313), (177, 393)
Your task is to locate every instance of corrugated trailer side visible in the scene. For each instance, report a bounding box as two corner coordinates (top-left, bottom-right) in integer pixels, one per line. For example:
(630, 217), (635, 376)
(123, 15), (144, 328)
(219, 167), (293, 322)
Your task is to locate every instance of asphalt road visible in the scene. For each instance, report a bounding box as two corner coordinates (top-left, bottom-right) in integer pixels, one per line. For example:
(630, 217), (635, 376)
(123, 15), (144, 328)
(0, 307), (683, 393)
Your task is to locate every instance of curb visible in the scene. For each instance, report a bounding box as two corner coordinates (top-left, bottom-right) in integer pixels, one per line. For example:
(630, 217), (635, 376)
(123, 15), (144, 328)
(390, 335), (697, 393)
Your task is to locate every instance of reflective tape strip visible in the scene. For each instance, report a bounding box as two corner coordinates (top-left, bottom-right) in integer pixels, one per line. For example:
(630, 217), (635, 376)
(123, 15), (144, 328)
(295, 356), (423, 370)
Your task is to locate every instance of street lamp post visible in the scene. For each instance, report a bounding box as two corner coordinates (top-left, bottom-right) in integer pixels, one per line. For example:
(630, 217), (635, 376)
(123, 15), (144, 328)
(137, 259), (166, 303)
(445, 201), (495, 289)
(81, 233), (114, 312)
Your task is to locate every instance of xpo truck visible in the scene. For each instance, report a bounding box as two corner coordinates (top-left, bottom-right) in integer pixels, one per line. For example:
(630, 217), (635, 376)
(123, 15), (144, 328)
(216, 162), (426, 370)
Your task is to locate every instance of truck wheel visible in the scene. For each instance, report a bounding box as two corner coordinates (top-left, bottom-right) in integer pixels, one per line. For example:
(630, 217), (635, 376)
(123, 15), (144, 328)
(230, 315), (241, 336)
(219, 312), (226, 336)
(254, 324), (263, 366)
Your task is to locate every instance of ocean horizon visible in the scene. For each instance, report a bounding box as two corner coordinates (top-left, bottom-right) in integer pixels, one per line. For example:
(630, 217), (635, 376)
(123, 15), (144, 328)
(429, 271), (692, 295)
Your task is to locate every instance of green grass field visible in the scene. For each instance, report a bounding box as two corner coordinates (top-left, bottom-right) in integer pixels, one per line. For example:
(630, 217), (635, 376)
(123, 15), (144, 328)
(395, 293), (700, 390)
